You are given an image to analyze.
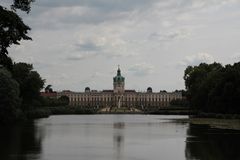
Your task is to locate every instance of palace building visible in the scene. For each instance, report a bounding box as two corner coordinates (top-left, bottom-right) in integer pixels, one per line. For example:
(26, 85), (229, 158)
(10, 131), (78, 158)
(57, 67), (182, 109)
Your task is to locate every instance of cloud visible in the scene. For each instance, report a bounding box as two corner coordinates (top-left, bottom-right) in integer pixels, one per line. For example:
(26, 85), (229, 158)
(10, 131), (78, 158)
(73, 32), (137, 59)
(104, 51), (137, 58)
(149, 30), (191, 42)
(3, 0), (240, 91)
(74, 41), (102, 52)
(34, 0), (158, 11)
(26, 0), (237, 30)
(78, 71), (111, 88)
(179, 53), (214, 67)
(128, 63), (154, 76)
(23, 0), (160, 29)
(231, 53), (240, 62)
(66, 52), (98, 61)
(28, 6), (104, 29)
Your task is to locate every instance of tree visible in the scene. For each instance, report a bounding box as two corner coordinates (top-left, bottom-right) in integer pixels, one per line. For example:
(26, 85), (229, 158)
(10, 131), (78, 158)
(0, 1), (48, 123)
(0, 0), (34, 68)
(58, 96), (70, 106)
(0, 67), (21, 124)
(45, 85), (53, 93)
(12, 62), (45, 110)
(0, 54), (13, 71)
(0, 5), (31, 56)
(184, 63), (223, 110)
(184, 62), (240, 114)
(11, 0), (35, 13)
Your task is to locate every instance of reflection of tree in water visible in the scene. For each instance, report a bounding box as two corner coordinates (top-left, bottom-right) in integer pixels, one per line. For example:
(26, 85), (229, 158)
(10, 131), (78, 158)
(0, 121), (43, 160)
(185, 124), (240, 160)
(113, 122), (125, 160)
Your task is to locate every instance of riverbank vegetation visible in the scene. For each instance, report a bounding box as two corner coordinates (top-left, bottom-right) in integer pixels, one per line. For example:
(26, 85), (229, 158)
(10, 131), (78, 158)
(0, 60), (45, 123)
(24, 106), (96, 119)
(1, 1), (240, 125)
(0, 1), (45, 124)
(184, 62), (240, 114)
(0, 1), (99, 124)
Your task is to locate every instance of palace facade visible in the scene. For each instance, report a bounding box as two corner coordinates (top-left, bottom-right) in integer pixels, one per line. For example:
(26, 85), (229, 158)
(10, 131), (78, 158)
(57, 67), (182, 109)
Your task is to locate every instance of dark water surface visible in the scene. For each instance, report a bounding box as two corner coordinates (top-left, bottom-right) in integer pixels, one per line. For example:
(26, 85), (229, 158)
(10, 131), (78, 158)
(1, 115), (240, 160)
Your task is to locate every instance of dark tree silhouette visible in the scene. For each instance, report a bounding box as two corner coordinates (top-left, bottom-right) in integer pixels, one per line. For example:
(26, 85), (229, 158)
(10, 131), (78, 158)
(0, 0), (34, 56)
(184, 62), (240, 114)
(11, 0), (35, 13)
(0, 68), (21, 124)
(45, 85), (53, 93)
(58, 96), (70, 106)
(12, 63), (45, 110)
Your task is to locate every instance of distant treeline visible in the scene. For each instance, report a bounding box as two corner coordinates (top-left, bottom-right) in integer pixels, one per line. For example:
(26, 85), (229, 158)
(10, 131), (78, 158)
(184, 62), (240, 114)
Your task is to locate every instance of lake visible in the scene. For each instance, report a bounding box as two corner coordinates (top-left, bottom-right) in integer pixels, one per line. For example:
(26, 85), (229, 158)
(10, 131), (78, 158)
(0, 115), (240, 160)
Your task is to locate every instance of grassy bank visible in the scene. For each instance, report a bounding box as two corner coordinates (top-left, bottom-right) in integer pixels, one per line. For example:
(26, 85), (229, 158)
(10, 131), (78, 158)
(189, 118), (240, 130)
(194, 112), (240, 119)
(175, 116), (240, 130)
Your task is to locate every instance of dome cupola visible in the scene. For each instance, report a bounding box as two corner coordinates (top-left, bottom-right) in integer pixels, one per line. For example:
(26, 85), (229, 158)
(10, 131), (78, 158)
(147, 87), (152, 93)
(113, 66), (125, 83)
(85, 87), (90, 92)
(113, 65), (125, 93)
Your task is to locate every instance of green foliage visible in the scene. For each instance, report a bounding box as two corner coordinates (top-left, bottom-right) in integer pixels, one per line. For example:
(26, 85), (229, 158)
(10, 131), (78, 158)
(40, 96), (70, 107)
(0, 1), (48, 124)
(11, 0), (35, 13)
(170, 99), (189, 107)
(184, 62), (240, 114)
(0, 6), (31, 55)
(25, 108), (51, 119)
(0, 54), (13, 71)
(49, 106), (96, 115)
(12, 63), (45, 110)
(58, 96), (70, 105)
(0, 63), (45, 123)
(45, 84), (53, 93)
(0, 68), (22, 124)
(0, 0), (35, 55)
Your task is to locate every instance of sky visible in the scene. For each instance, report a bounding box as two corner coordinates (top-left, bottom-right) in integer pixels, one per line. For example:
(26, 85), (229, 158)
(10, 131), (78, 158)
(2, 0), (240, 92)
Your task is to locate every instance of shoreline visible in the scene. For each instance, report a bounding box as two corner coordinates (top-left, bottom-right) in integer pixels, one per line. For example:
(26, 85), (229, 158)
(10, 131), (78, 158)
(24, 107), (240, 131)
(175, 117), (240, 130)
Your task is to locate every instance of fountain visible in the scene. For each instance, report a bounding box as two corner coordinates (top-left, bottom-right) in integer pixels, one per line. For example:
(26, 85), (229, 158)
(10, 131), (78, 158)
(118, 97), (121, 109)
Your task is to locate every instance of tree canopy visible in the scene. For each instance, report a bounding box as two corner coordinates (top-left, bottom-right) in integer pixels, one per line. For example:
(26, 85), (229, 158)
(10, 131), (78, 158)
(11, 0), (35, 13)
(45, 85), (53, 93)
(0, 68), (21, 124)
(0, 0), (34, 56)
(0, 1), (48, 124)
(12, 63), (45, 110)
(184, 62), (240, 114)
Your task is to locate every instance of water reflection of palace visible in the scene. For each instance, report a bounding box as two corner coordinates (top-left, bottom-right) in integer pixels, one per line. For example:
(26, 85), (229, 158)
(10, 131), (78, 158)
(113, 122), (125, 160)
(57, 66), (182, 109)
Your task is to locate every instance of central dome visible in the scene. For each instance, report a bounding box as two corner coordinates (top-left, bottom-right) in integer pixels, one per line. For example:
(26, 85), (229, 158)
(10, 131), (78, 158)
(113, 66), (125, 83)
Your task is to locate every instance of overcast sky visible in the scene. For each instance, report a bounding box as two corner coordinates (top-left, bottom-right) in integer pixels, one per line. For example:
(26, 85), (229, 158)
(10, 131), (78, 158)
(2, 0), (240, 92)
